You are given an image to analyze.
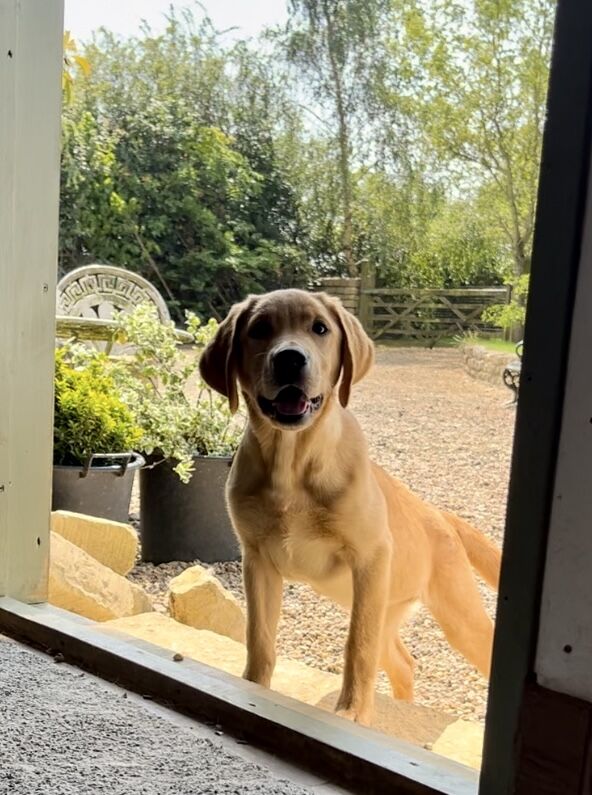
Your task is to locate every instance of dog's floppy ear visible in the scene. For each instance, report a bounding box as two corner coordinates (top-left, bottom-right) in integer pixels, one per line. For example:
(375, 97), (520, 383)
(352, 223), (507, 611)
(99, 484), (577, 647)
(199, 297), (256, 414)
(318, 293), (374, 407)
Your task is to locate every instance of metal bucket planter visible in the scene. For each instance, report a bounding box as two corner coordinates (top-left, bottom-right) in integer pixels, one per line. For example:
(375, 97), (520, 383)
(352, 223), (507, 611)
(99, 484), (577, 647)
(139, 454), (239, 564)
(52, 453), (145, 524)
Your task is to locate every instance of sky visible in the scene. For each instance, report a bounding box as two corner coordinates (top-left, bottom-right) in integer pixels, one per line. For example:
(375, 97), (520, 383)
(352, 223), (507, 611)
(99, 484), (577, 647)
(64, 0), (288, 43)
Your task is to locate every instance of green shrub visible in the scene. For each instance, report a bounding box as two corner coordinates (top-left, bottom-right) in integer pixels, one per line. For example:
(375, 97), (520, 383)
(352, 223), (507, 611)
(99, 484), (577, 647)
(65, 304), (244, 482)
(53, 347), (142, 466)
(111, 305), (245, 482)
(481, 274), (529, 331)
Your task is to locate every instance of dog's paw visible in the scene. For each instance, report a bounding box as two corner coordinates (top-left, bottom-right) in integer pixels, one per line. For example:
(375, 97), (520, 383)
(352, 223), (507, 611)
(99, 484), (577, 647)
(242, 666), (272, 688)
(335, 705), (372, 726)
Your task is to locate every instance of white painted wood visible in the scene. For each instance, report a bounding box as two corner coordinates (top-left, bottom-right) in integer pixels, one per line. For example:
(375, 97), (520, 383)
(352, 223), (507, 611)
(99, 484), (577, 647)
(535, 151), (592, 701)
(0, 0), (64, 601)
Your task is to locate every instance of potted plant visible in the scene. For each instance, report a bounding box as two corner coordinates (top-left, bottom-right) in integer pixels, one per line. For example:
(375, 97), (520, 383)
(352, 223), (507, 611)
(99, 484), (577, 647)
(111, 305), (244, 564)
(52, 346), (144, 523)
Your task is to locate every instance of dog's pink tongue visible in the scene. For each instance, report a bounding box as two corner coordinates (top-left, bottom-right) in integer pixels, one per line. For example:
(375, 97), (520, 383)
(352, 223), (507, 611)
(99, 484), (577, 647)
(274, 394), (309, 416)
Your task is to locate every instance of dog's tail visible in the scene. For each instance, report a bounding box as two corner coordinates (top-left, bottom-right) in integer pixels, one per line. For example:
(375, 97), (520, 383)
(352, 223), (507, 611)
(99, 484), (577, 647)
(443, 511), (501, 591)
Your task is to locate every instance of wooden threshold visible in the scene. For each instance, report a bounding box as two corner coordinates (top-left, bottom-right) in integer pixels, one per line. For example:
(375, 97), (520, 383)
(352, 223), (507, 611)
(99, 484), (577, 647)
(0, 597), (477, 795)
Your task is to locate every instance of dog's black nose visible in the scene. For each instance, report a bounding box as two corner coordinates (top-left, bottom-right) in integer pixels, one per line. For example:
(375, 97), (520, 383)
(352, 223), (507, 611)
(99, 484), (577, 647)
(273, 347), (308, 385)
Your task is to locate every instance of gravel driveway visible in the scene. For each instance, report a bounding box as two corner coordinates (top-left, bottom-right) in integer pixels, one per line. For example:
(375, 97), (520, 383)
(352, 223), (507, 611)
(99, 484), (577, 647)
(131, 346), (515, 723)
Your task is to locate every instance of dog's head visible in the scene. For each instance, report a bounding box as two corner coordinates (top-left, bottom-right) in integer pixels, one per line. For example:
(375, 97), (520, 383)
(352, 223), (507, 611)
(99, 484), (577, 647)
(199, 289), (374, 430)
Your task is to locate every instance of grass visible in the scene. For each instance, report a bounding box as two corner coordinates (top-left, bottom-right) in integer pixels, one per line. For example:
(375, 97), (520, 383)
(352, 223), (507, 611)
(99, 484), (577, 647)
(464, 336), (517, 353)
(375, 334), (518, 352)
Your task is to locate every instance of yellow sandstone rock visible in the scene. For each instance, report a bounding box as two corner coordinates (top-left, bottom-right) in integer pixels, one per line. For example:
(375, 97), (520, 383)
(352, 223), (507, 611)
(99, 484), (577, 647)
(168, 565), (246, 643)
(49, 532), (152, 621)
(100, 613), (454, 748)
(51, 510), (138, 576)
(431, 718), (484, 770)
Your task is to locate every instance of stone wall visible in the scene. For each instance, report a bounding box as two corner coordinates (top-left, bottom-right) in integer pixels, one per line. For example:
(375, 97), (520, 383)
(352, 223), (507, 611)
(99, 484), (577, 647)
(317, 276), (361, 316)
(461, 343), (516, 388)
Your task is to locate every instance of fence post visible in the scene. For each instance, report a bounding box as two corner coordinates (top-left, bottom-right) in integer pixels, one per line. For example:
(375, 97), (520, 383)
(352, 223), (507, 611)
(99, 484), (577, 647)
(504, 282), (524, 343)
(359, 260), (375, 334)
(503, 284), (513, 342)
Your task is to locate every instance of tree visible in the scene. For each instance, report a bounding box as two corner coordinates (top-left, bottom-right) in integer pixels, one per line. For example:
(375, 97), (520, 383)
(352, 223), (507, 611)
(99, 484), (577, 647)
(352, 167), (444, 283)
(280, 0), (391, 276)
(393, 0), (555, 277)
(408, 200), (509, 287)
(59, 2), (555, 312)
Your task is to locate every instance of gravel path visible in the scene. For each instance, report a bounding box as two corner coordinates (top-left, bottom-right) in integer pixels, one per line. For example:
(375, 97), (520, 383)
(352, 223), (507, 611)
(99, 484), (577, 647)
(130, 347), (515, 724)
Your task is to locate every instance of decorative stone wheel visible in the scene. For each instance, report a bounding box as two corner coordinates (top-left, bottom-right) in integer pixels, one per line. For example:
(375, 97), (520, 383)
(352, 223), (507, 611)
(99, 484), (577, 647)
(56, 264), (171, 323)
(56, 264), (171, 353)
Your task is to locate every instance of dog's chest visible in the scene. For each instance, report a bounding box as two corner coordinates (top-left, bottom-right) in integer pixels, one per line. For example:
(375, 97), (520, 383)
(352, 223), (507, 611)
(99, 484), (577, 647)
(254, 487), (348, 585)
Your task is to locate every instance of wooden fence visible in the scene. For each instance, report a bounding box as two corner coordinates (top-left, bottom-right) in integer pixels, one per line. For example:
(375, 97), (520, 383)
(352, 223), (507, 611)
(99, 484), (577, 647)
(359, 287), (509, 343)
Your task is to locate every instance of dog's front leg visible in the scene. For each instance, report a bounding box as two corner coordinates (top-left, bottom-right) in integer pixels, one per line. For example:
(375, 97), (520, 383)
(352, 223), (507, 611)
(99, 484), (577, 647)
(242, 547), (283, 688)
(336, 544), (391, 725)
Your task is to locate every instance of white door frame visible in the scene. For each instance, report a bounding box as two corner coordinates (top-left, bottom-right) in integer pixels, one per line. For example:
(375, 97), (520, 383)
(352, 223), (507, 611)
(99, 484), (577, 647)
(0, 0), (63, 601)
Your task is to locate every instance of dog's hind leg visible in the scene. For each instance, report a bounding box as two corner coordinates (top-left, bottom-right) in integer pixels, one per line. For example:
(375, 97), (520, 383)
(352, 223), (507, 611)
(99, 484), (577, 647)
(425, 538), (494, 677)
(380, 634), (415, 701)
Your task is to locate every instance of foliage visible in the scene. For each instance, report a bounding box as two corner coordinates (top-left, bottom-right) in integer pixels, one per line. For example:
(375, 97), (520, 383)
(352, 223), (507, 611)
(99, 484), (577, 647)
(278, 0), (392, 276)
(352, 168), (443, 282)
(482, 274), (530, 330)
(58, 2), (556, 305)
(111, 304), (244, 483)
(60, 111), (131, 271)
(276, 134), (345, 273)
(62, 31), (90, 104)
(59, 15), (312, 318)
(53, 347), (141, 466)
(406, 201), (509, 287)
(391, 0), (555, 277)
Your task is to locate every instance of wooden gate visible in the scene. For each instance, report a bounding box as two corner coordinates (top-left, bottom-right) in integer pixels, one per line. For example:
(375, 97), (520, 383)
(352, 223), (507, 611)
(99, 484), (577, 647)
(361, 287), (509, 343)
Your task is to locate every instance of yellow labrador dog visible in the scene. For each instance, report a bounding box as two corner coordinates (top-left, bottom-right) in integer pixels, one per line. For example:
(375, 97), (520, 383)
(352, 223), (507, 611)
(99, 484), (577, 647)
(200, 289), (501, 724)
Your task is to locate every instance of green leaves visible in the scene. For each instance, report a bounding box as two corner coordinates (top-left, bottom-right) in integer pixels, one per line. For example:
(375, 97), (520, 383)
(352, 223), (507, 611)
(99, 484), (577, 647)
(281, 0), (393, 276)
(111, 305), (244, 483)
(392, 0), (555, 277)
(57, 305), (244, 482)
(481, 273), (530, 330)
(58, 16), (311, 318)
(407, 201), (509, 287)
(53, 348), (141, 466)
(58, 1), (554, 308)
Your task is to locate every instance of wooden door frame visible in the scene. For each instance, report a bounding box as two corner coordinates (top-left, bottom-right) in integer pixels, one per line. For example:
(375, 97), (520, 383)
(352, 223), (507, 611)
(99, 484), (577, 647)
(480, 1), (592, 791)
(0, 0), (62, 600)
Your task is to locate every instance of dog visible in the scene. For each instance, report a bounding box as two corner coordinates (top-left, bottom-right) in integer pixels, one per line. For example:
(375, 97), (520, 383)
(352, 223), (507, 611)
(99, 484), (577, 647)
(199, 288), (501, 724)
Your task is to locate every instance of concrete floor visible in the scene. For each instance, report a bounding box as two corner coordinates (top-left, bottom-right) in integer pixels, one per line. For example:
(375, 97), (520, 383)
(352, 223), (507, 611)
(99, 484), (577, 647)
(0, 634), (349, 795)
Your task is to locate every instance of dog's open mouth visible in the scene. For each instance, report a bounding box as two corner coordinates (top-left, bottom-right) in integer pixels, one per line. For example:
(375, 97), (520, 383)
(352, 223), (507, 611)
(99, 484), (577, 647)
(258, 386), (323, 425)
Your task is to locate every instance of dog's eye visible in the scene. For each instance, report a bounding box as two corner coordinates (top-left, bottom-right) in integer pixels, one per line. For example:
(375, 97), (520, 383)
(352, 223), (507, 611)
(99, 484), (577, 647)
(248, 319), (272, 340)
(312, 321), (328, 336)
